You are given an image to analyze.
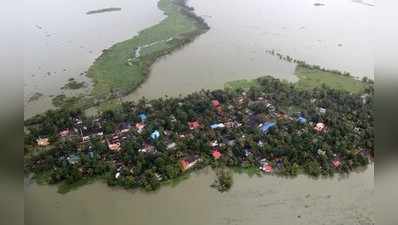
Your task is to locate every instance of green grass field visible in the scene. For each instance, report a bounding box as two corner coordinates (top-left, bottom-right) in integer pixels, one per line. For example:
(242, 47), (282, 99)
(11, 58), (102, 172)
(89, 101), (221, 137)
(225, 64), (368, 94)
(294, 65), (366, 93)
(87, 0), (208, 100)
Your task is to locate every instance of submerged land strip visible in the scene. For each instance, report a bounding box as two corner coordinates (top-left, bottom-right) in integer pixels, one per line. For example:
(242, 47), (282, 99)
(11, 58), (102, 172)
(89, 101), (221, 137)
(86, 8), (122, 15)
(24, 75), (373, 193)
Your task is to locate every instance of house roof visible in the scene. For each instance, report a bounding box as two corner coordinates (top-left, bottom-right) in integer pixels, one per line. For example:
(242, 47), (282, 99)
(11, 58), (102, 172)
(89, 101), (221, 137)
(262, 164), (273, 173)
(210, 123), (225, 129)
(188, 121), (200, 130)
(212, 100), (220, 108)
(332, 159), (341, 168)
(297, 117), (307, 124)
(212, 149), (222, 159)
(260, 122), (276, 134)
(37, 138), (50, 146)
(151, 130), (160, 140)
(138, 113), (147, 122)
(314, 123), (325, 132)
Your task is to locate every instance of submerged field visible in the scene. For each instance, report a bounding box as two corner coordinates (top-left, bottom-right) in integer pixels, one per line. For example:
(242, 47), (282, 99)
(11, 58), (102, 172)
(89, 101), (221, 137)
(87, 0), (209, 101)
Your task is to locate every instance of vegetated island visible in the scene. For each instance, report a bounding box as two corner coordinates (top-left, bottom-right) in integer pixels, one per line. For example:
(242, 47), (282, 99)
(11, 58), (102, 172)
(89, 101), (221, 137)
(24, 74), (374, 193)
(86, 8), (122, 15)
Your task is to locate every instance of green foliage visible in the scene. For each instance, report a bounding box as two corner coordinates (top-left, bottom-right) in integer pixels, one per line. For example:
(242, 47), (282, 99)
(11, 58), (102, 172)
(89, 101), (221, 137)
(212, 169), (233, 192)
(25, 76), (374, 192)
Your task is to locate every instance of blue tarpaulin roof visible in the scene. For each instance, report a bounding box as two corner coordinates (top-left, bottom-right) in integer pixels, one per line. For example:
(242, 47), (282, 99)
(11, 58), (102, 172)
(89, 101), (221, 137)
(138, 113), (147, 122)
(260, 122), (276, 134)
(151, 130), (160, 140)
(297, 116), (307, 124)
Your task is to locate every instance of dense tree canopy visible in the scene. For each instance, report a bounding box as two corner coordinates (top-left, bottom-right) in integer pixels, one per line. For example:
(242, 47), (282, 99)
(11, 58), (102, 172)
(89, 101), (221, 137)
(24, 76), (374, 192)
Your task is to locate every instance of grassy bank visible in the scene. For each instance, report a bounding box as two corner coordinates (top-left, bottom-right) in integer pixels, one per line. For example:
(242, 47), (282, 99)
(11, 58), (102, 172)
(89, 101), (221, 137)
(87, 0), (209, 102)
(294, 64), (367, 93)
(225, 64), (370, 94)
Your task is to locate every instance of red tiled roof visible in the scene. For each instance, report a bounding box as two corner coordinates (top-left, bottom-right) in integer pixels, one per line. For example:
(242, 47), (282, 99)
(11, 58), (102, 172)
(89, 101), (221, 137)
(188, 121), (200, 130)
(180, 160), (190, 171)
(262, 164), (273, 173)
(332, 159), (341, 168)
(212, 100), (220, 108)
(212, 149), (222, 159)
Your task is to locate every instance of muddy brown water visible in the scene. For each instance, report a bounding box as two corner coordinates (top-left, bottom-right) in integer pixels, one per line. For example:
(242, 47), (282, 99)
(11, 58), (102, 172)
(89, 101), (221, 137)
(25, 165), (374, 225)
(125, 0), (374, 101)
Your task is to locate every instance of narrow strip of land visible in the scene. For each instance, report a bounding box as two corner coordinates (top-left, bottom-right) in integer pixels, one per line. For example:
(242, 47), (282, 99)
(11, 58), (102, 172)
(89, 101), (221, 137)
(86, 8), (122, 15)
(87, 0), (209, 102)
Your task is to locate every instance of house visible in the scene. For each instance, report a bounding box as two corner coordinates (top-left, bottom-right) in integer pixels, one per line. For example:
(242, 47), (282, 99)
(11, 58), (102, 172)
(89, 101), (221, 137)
(67, 154), (80, 165)
(361, 94), (369, 104)
(212, 149), (222, 159)
(180, 156), (200, 172)
(170, 115), (177, 123)
(317, 149), (326, 156)
(73, 117), (83, 126)
(138, 144), (156, 154)
(135, 123), (145, 133)
(259, 122), (276, 134)
(120, 122), (131, 133)
(115, 172), (121, 179)
(224, 139), (236, 146)
(225, 121), (241, 129)
(155, 173), (162, 181)
(188, 121), (200, 130)
(261, 163), (273, 173)
(319, 107), (326, 114)
(314, 122), (326, 132)
(210, 123), (225, 129)
(138, 113), (147, 122)
(212, 100), (220, 108)
(167, 142), (177, 150)
(297, 116), (307, 124)
(150, 130), (160, 140)
(210, 140), (219, 147)
(36, 137), (50, 146)
(243, 148), (252, 157)
(332, 159), (341, 168)
(59, 129), (70, 137)
(108, 142), (121, 151)
(82, 135), (90, 143)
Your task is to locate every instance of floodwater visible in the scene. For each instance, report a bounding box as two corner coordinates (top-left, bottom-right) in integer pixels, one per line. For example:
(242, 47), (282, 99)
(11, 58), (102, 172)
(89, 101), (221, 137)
(23, 0), (165, 119)
(126, 0), (374, 101)
(24, 0), (375, 224)
(25, 165), (374, 225)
